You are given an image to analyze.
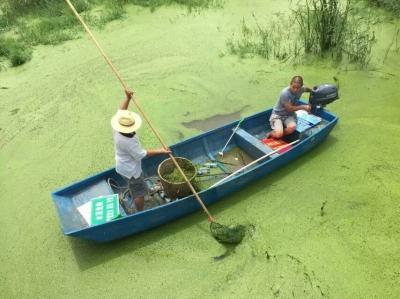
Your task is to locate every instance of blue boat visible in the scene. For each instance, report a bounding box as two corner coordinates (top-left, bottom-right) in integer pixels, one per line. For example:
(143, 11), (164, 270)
(51, 94), (338, 242)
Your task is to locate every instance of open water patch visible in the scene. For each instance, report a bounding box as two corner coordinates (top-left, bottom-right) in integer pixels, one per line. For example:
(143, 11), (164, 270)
(9, 108), (19, 115)
(181, 106), (249, 132)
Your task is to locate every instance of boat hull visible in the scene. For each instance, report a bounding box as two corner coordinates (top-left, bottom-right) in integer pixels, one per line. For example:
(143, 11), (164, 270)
(52, 106), (338, 242)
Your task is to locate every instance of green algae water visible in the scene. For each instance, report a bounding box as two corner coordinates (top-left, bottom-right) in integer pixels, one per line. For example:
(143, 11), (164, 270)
(1, 1), (400, 298)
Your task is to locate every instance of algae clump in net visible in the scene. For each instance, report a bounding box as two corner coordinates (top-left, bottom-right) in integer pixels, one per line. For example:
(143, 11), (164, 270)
(163, 164), (196, 183)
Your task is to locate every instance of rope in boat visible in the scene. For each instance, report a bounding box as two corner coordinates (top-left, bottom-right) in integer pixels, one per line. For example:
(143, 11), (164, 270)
(64, 0), (245, 244)
(107, 178), (130, 200)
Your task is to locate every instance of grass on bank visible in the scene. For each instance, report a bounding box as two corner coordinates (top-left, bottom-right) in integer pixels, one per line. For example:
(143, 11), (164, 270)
(0, 0), (222, 69)
(0, 37), (32, 67)
(3, 0), (222, 15)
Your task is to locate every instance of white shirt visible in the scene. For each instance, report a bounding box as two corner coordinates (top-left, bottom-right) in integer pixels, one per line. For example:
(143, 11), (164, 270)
(112, 129), (147, 179)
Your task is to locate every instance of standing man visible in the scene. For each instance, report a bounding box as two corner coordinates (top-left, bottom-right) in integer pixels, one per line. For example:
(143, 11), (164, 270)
(111, 90), (170, 214)
(267, 76), (312, 139)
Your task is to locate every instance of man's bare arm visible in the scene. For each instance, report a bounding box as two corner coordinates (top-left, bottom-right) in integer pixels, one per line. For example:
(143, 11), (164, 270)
(284, 102), (311, 112)
(120, 90), (134, 110)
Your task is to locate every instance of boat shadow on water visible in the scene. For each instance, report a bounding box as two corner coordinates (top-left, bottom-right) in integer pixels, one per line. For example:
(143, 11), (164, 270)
(68, 210), (208, 271)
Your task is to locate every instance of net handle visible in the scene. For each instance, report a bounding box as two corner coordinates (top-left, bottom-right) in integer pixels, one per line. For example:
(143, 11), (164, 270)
(64, 0), (215, 222)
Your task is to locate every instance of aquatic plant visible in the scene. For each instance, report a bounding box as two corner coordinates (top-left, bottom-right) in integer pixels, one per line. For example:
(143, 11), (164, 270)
(0, 0), (92, 67)
(18, 16), (79, 46)
(0, 0), (222, 69)
(382, 27), (400, 63)
(341, 15), (375, 65)
(366, 0), (400, 16)
(162, 166), (196, 183)
(293, 0), (375, 66)
(115, 0), (223, 12)
(226, 15), (296, 61)
(293, 0), (350, 54)
(1, 0), (91, 15)
(210, 222), (246, 244)
(227, 0), (375, 67)
(0, 37), (32, 66)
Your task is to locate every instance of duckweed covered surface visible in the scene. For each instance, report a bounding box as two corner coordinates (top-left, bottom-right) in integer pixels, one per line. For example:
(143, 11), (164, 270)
(0, 1), (399, 298)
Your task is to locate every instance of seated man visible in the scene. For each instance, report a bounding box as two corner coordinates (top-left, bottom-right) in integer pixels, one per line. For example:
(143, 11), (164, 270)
(267, 76), (312, 139)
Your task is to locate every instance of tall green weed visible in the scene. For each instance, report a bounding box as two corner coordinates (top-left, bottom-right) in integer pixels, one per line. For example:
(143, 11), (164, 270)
(0, 38), (32, 66)
(227, 0), (375, 67)
(366, 0), (400, 16)
(226, 15), (298, 61)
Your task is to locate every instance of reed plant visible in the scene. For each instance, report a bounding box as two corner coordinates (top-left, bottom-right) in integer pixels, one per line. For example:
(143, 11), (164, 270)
(341, 16), (375, 65)
(293, 0), (375, 66)
(227, 0), (375, 67)
(293, 0), (350, 54)
(366, 0), (400, 16)
(226, 15), (296, 61)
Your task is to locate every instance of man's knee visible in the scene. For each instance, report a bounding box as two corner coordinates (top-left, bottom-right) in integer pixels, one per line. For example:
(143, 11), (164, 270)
(272, 130), (284, 139)
(134, 196), (145, 211)
(285, 123), (296, 134)
(286, 127), (296, 134)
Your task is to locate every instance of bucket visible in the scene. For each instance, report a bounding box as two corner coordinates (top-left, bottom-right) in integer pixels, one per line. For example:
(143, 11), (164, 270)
(157, 157), (197, 199)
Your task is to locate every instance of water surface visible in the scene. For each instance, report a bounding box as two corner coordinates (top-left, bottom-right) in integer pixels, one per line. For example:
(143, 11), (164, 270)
(0, 1), (399, 298)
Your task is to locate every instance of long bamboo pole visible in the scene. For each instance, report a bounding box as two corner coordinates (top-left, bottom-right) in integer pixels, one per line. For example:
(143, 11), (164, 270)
(64, 0), (215, 221)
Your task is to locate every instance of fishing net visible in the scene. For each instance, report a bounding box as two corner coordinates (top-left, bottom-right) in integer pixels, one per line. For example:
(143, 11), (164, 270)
(210, 222), (246, 244)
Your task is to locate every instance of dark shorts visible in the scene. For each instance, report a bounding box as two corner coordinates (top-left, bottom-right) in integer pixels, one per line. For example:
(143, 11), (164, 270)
(123, 173), (148, 199)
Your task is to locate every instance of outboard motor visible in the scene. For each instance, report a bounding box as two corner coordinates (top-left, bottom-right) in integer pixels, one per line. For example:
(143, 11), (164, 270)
(309, 84), (339, 113)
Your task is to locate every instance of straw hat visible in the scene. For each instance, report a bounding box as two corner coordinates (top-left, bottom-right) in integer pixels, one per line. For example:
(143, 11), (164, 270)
(111, 110), (142, 133)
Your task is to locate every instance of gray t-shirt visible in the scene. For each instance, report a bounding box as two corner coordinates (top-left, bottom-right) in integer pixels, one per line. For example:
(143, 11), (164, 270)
(272, 86), (304, 117)
(112, 129), (147, 179)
